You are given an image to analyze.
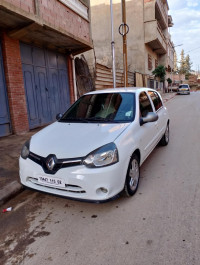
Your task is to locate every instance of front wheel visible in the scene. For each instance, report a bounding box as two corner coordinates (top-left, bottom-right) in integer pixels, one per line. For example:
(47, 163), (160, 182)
(160, 123), (169, 146)
(124, 154), (140, 197)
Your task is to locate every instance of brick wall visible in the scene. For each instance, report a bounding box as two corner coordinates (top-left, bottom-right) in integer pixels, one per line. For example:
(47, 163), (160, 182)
(4, 0), (35, 14)
(39, 0), (90, 43)
(1, 33), (29, 134)
(3, 0), (90, 44)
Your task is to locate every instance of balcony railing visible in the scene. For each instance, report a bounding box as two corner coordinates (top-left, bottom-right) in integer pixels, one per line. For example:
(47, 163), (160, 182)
(156, 0), (168, 29)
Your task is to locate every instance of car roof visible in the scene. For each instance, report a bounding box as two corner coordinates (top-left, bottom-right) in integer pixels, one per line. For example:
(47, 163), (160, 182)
(85, 87), (157, 95)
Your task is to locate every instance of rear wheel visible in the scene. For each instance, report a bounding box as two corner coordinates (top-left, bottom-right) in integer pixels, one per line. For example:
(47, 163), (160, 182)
(124, 154), (140, 197)
(160, 123), (169, 146)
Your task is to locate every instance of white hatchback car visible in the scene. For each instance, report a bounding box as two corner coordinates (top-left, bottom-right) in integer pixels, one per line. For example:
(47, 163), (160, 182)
(20, 88), (169, 202)
(177, 84), (190, 95)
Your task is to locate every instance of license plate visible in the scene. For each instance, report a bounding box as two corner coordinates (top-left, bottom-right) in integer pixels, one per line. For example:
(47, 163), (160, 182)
(38, 175), (65, 188)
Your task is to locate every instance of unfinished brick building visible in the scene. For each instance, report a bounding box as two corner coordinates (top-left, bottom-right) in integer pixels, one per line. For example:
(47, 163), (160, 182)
(0, 0), (92, 137)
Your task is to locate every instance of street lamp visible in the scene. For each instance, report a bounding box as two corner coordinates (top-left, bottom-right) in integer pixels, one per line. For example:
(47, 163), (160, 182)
(173, 44), (183, 48)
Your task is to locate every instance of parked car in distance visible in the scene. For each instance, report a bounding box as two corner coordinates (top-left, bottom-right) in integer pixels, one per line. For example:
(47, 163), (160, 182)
(19, 88), (170, 202)
(177, 84), (190, 95)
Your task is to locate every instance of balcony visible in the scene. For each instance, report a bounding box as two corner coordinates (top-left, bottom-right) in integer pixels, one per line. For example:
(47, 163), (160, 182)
(144, 20), (167, 54)
(0, 0), (92, 54)
(155, 0), (168, 29)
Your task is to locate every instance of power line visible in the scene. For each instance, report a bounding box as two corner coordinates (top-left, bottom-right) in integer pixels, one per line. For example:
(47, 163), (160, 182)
(185, 46), (200, 54)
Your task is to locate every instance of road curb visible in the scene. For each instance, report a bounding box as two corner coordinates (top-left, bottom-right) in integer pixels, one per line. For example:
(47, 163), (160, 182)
(0, 181), (23, 206)
(163, 93), (176, 103)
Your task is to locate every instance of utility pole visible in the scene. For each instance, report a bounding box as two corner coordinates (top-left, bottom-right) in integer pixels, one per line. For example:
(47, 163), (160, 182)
(110, 0), (116, 88)
(121, 0), (128, 87)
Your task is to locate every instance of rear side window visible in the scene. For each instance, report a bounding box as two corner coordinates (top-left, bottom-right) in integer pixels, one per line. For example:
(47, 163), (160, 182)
(179, 85), (189, 88)
(148, 91), (163, 111)
(139, 92), (153, 117)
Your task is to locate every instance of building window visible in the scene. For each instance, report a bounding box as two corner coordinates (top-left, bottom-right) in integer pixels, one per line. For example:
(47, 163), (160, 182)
(148, 54), (152, 70)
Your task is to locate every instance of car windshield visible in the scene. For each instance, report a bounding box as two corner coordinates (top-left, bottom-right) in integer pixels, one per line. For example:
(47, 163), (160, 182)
(179, 85), (189, 88)
(59, 92), (135, 123)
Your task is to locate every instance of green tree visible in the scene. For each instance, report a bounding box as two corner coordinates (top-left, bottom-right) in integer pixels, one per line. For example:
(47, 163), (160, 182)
(174, 51), (178, 73)
(167, 78), (172, 85)
(185, 54), (192, 73)
(179, 49), (187, 74)
(152, 65), (166, 91)
(152, 65), (166, 82)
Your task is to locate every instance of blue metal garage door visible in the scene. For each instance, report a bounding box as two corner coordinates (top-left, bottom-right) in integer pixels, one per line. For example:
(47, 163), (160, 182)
(0, 42), (11, 137)
(20, 43), (70, 129)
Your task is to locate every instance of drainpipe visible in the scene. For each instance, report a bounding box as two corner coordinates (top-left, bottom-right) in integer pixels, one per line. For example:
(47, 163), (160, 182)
(70, 54), (78, 101)
(110, 0), (116, 88)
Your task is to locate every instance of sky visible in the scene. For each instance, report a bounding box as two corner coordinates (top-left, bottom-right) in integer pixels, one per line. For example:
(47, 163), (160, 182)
(168, 0), (200, 72)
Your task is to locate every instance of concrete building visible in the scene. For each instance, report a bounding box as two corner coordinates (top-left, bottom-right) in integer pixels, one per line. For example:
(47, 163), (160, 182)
(0, 0), (92, 137)
(82, 0), (174, 90)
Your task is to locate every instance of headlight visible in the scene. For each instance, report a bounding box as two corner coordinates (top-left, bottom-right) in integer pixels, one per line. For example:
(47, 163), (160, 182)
(83, 143), (119, 168)
(21, 139), (30, 159)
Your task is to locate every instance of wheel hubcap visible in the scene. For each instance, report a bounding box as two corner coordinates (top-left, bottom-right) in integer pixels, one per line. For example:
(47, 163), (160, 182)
(129, 159), (139, 191)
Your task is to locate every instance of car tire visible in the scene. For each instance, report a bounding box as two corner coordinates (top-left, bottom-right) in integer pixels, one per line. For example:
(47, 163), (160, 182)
(160, 123), (169, 146)
(124, 154), (140, 197)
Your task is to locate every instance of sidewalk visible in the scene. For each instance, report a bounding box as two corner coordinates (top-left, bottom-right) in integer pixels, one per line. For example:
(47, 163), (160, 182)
(160, 91), (176, 103)
(0, 129), (39, 206)
(0, 92), (176, 206)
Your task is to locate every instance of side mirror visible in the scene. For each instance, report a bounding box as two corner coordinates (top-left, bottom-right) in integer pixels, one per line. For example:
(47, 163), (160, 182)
(140, 112), (158, 126)
(56, 113), (62, 121)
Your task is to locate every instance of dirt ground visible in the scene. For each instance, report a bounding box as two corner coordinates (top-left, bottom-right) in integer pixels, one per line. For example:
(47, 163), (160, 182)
(0, 129), (39, 189)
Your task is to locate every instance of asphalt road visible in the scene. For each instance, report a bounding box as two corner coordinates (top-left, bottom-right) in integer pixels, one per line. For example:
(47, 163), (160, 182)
(1, 92), (200, 265)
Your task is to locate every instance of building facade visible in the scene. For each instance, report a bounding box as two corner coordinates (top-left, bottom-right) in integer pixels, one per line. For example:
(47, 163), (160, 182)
(83, 0), (174, 90)
(0, 0), (92, 137)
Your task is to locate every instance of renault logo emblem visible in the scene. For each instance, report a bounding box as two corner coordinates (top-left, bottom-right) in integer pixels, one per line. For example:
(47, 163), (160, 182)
(46, 156), (56, 171)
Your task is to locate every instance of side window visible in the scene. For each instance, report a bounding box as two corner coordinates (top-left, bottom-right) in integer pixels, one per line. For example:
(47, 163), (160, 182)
(148, 91), (163, 111)
(139, 92), (153, 117)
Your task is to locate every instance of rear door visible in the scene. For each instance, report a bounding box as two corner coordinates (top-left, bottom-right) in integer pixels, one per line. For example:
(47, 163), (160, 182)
(148, 91), (167, 138)
(138, 91), (157, 161)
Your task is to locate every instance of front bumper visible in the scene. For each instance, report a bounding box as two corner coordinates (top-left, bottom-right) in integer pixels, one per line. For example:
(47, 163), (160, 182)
(19, 156), (127, 201)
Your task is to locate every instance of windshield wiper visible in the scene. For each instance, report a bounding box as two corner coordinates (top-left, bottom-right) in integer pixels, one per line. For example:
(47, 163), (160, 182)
(86, 117), (115, 122)
(59, 117), (89, 123)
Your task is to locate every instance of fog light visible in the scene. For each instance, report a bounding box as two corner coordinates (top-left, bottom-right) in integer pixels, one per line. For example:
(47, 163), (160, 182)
(100, 187), (108, 193)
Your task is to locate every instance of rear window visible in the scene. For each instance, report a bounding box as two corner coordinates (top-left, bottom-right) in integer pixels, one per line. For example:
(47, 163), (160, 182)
(179, 85), (189, 88)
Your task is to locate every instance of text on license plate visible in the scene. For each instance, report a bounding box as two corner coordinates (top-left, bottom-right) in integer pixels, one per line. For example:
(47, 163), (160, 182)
(38, 176), (65, 188)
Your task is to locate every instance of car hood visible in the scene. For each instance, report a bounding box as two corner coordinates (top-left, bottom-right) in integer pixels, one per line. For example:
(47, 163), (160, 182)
(30, 122), (130, 158)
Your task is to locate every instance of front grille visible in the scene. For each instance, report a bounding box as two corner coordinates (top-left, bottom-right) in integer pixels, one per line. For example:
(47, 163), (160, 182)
(28, 152), (83, 175)
(28, 177), (86, 193)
